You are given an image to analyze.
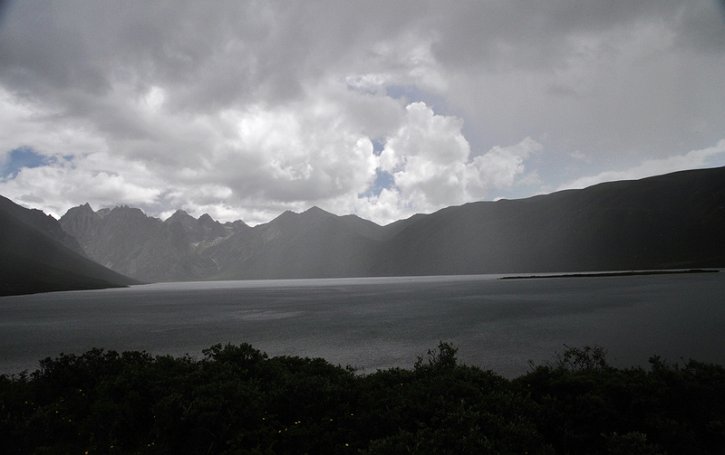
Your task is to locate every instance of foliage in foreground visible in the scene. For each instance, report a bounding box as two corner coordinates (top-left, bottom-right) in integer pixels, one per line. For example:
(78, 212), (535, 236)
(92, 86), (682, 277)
(1, 343), (725, 454)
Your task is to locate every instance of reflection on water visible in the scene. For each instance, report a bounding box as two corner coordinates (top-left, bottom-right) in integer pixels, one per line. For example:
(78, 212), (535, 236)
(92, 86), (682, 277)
(0, 272), (723, 377)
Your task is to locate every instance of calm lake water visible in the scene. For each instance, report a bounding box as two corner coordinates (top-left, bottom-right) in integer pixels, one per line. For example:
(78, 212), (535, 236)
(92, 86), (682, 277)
(1, 272), (724, 377)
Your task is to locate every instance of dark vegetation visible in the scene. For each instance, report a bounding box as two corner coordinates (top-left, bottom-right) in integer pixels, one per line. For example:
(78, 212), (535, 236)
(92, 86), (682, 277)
(2, 343), (724, 454)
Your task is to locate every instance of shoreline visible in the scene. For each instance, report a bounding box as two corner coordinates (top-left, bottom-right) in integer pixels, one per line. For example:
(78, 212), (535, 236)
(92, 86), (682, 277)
(500, 269), (719, 280)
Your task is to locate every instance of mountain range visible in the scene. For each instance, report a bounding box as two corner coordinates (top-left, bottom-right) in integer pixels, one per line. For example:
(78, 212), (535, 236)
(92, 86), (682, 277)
(53, 166), (725, 283)
(2, 166), (723, 296)
(59, 204), (250, 282)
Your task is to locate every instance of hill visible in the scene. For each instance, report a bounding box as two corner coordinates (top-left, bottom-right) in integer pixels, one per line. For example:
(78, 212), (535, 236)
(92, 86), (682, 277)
(0, 196), (138, 296)
(374, 166), (725, 275)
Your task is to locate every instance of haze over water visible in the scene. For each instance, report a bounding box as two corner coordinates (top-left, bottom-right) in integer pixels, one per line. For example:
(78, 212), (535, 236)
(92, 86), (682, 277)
(1, 272), (723, 377)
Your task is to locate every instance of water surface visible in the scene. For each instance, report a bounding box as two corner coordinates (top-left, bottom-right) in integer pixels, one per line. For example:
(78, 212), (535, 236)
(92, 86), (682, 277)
(1, 273), (723, 377)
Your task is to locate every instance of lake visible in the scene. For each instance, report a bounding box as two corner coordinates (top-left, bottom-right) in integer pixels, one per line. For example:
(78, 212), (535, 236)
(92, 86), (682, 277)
(1, 272), (724, 377)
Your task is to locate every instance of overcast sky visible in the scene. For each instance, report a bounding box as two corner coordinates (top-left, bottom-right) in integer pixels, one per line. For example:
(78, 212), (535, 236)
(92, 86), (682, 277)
(1, 0), (724, 225)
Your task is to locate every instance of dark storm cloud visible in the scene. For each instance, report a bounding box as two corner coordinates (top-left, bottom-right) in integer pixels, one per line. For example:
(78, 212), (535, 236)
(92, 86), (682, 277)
(1, 1), (722, 101)
(675, 0), (725, 53)
(427, 0), (697, 70)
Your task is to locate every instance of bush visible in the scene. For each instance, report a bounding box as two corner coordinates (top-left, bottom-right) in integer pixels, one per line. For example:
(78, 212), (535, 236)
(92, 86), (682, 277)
(1, 344), (724, 454)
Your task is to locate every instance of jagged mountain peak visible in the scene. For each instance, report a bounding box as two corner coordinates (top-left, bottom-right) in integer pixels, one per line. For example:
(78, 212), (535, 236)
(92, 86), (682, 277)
(166, 209), (196, 224)
(64, 202), (95, 217)
(104, 206), (153, 224)
(226, 218), (248, 226)
(271, 206), (333, 221)
(303, 206), (331, 216)
(171, 208), (192, 217)
(110, 205), (146, 215)
(267, 206), (336, 229)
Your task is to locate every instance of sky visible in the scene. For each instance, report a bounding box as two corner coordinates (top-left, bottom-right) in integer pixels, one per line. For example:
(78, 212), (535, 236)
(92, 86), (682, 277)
(1, 0), (724, 225)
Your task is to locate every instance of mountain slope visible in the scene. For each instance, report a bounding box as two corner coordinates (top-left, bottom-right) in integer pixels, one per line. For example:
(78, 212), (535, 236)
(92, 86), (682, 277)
(0, 196), (86, 255)
(205, 207), (378, 279)
(0, 196), (138, 296)
(373, 167), (725, 275)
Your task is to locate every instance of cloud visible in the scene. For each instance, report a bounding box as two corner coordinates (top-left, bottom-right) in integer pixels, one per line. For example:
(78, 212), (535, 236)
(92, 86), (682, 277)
(0, 80), (398, 224)
(380, 102), (472, 208)
(469, 137), (543, 191)
(0, 87), (107, 160)
(559, 139), (725, 190)
(430, 0), (725, 163)
(0, 155), (162, 217)
(0, 0), (723, 225)
(352, 102), (541, 223)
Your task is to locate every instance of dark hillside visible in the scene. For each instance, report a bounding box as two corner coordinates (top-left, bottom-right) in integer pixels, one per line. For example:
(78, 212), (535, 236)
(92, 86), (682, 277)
(374, 167), (725, 275)
(0, 197), (137, 296)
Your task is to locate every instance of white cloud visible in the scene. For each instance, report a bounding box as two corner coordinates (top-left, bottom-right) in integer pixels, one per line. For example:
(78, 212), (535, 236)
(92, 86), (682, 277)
(468, 137), (543, 191)
(358, 102), (541, 223)
(0, 81), (393, 224)
(378, 102), (470, 212)
(0, 88), (543, 225)
(559, 139), (725, 190)
(210, 90), (383, 203)
(0, 157), (162, 218)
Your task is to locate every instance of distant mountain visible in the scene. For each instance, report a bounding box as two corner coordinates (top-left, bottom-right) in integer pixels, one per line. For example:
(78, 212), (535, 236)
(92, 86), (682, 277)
(58, 166), (725, 282)
(202, 207), (379, 279)
(0, 196), (137, 296)
(373, 166), (725, 275)
(60, 205), (249, 282)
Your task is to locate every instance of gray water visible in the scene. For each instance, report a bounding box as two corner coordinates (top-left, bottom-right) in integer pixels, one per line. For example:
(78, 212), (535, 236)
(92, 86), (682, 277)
(1, 273), (724, 377)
